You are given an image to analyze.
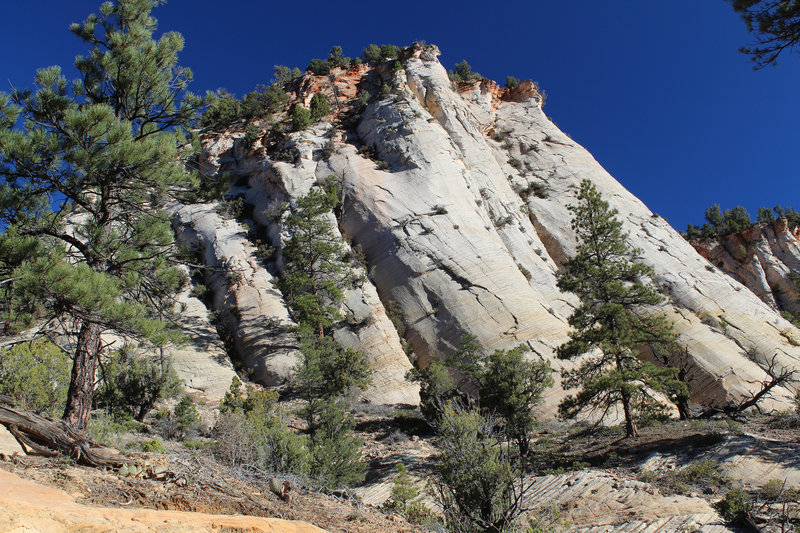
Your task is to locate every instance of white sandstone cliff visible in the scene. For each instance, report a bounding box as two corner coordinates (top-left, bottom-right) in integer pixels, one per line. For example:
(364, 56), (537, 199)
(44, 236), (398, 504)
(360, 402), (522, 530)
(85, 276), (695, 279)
(179, 44), (800, 412)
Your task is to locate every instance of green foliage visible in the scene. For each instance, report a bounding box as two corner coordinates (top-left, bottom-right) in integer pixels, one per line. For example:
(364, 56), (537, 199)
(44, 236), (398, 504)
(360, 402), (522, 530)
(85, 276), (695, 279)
(407, 360), (460, 426)
(203, 84), (288, 130)
(433, 403), (529, 533)
(364, 44), (382, 65)
(384, 463), (437, 524)
(726, 0), (800, 67)
(557, 180), (684, 438)
(389, 463), (419, 511)
(241, 84), (288, 118)
(242, 123), (261, 149)
(327, 45), (351, 69)
(683, 204), (800, 239)
(141, 438), (166, 453)
(310, 93), (331, 121)
(363, 43), (400, 65)
(279, 180), (350, 332)
(174, 395), (200, 430)
(273, 65), (302, 84)
(95, 350), (181, 421)
(200, 89), (240, 129)
(308, 398), (365, 490)
(214, 377), (310, 475)
(480, 345), (553, 456)
(448, 60), (482, 82)
(0, 0), (201, 429)
(277, 180), (370, 489)
(296, 334), (371, 403)
(716, 488), (751, 523)
(409, 335), (552, 455)
(291, 106), (312, 131)
(0, 339), (70, 415)
(505, 76), (520, 89)
(307, 58), (330, 76)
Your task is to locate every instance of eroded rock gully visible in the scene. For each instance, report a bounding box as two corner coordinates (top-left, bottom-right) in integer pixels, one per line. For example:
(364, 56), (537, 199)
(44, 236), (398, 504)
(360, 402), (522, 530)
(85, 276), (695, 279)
(172, 44), (800, 412)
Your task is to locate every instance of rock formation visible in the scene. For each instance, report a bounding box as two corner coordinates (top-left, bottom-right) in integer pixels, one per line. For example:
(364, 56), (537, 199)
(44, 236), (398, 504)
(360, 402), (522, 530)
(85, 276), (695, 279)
(175, 43), (800, 412)
(690, 218), (800, 317)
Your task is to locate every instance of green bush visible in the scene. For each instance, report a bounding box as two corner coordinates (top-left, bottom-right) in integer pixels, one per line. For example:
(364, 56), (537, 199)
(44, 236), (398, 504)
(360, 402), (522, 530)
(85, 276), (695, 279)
(141, 438), (166, 453)
(95, 350), (181, 421)
(310, 93), (331, 121)
(0, 339), (70, 416)
(716, 488), (750, 522)
(363, 44), (381, 65)
(433, 403), (528, 532)
(273, 65), (302, 84)
(308, 398), (365, 490)
(242, 124), (261, 149)
(292, 106), (312, 131)
(201, 90), (240, 129)
(307, 58), (330, 76)
(215, 377), (310, 475)
(327, 46), (350, 69)
(448, 60), (481, 82)
(506, 76), (520, 89)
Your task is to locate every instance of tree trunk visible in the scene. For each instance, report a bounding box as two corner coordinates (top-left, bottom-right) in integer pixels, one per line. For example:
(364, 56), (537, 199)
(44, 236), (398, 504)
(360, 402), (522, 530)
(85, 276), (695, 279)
(1, 395), (125, 467)
(63, 321), (102, 431)
(621, 390), (638, 438)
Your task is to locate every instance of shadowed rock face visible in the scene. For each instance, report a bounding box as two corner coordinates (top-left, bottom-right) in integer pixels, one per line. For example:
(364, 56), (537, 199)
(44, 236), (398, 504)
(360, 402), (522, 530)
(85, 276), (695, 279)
(179, 44), (800, 412)
(691, 218), (800, 316)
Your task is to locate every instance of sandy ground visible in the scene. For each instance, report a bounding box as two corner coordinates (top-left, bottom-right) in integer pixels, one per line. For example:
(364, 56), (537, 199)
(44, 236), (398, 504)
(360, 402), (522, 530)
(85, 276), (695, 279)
(0, 467), (327, 533)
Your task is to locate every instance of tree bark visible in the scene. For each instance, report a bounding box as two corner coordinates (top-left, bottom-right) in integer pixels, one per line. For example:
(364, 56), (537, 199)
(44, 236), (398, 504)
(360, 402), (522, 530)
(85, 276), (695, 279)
(0, 395), (125, 467)
(621, 390), (638, 438)
(63, 321), (102, 431)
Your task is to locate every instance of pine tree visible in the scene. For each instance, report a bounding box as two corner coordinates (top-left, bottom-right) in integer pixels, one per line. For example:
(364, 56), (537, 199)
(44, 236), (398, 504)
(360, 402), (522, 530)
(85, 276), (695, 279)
(0, 0), (203, 430)
(278, 179), (370, 488)
(726, 0), (800, 67)
(556, 180), (684, 438)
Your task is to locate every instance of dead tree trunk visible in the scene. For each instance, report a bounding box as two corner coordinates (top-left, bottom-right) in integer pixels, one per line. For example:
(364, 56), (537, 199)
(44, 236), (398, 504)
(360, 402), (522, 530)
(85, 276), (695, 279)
(0, 395), (124, 467)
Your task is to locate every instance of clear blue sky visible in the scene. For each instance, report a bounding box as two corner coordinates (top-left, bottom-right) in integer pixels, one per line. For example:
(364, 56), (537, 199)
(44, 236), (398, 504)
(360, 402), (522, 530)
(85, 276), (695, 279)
(1, 1), (798, 231)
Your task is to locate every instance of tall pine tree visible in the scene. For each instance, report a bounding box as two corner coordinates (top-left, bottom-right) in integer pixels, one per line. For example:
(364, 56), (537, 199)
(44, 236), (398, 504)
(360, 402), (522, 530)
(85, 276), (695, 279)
(0, 0), (203, 430)
(556, 180), (685, 438)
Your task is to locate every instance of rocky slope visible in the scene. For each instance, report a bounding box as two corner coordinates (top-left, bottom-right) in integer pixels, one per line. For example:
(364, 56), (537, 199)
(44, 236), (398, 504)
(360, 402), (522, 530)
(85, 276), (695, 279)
(177, 43), (800, 413)
(691, 218), (800, 317)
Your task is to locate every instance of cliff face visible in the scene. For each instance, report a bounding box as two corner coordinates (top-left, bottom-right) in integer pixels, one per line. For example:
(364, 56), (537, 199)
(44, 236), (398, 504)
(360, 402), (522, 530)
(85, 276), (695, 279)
(177, 44), (800, 411)
(690, 218), (800, 316)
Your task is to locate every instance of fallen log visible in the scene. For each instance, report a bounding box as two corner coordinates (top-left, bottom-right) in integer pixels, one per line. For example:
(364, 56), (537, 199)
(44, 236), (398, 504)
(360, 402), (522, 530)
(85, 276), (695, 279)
(0, 395), (126, 467)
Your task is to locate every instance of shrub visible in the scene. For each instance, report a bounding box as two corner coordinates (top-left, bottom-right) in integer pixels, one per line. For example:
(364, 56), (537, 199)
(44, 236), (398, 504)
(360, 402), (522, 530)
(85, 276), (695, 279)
(307, 58), (330, 76)
(407, 360), (460, 426)
(95, 350), (181, 421)
(0, 339), (70, 415)
(380, 44), (400, 60)
(716, 488), (750, 523)
(174, 395), (200, 431)
(389, 463), (419, 512)
(242, 124), (261, 149)
(292, 106), (312, 131)
(448, 60), (481, 82)
(327, 46), (350, 69)
(216, 377), (310, 474)
(505, 76), (520, 89)
(201, 89), (240, 129)
(310, 93), (331, 121)
(433, 404), (529, 532)
(141, 438), (166, 453)
(308, 398), (365, 490)
(273, 65), (299, 84)
(363, 44), (382, 65)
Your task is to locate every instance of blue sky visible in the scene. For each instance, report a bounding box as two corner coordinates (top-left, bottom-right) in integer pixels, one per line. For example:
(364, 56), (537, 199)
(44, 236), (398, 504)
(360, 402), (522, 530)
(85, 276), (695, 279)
(1, 1), (798, 231)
